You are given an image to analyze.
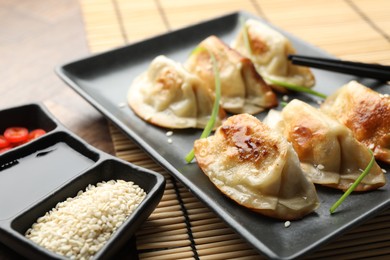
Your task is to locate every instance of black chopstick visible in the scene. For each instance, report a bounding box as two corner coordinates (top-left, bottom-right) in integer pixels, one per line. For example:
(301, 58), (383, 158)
(288, 54), (390, 81)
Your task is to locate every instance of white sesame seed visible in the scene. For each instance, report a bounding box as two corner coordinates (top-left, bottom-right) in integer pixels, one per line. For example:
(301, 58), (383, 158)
(284, 221), (291, 228)
(166, 131), (173, 137)
(282, 95), (289, 102)
(118, 102), (126, 108)
(167, 138), (173, 144)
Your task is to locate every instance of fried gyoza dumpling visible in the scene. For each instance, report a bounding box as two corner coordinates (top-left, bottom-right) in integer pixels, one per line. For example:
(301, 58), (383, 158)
(185, 35), (277, 114)
(321, 81), (390, 164)
(264, 99), (386, 191)
(232, 19), (315, 92)
(193, 113), (319, 220)
(128, 55), (225, 129)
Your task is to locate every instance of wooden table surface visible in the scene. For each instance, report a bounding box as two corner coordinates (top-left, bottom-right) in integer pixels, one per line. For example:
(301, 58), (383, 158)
(1, 0), (389, 259)
(0, 0), (115, 156)
(0, 1), (112, 258)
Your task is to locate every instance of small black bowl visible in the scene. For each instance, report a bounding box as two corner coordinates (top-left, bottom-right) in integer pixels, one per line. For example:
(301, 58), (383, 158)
(0, 103), (58, 136)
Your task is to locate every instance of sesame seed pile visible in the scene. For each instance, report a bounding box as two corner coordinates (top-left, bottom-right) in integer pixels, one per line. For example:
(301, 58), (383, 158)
(25, 180), (146, 259)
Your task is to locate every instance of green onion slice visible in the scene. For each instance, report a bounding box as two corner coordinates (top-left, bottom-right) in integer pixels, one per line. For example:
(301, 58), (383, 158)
(185, 47), (221, 163)
(266, 77), (327, 99)
(329, 149), (375, 214)
(280, 101), (288, 107)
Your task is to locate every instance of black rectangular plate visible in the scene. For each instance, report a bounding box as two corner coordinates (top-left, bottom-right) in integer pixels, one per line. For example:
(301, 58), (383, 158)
(56, 11), (390, 259)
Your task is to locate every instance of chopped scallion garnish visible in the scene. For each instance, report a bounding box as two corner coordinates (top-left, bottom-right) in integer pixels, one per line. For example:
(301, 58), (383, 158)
(266, 77), (327, 99)
(280, 101), (288, 107)
(329, 149), (375, 214)
(185, 48), (221, 163)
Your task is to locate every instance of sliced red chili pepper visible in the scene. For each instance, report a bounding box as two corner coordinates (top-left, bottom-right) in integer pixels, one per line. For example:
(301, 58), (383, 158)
(4, 127), (29, 143)
(0, 147), (11, 153)
(28, 129), (46, 140)
(0, 135), (10, 149)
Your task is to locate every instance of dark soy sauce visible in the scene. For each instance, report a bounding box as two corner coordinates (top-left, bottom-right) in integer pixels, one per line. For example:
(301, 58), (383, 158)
(0, 142), (95, 220)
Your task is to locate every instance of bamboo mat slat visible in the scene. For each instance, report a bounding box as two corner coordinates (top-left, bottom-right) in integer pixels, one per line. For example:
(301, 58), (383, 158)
(347, 0), (390, 39)
(115, 0), (167, 42)
(159, 0), (263, 29)
(79, 0), (126, 53)
(79, 1), (390, 259)
(251, 0), (390, 64)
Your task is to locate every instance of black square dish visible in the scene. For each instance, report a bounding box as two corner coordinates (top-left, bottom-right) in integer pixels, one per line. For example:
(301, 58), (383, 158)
(56, 11), (390, 259)
(0, 103), (165, 259)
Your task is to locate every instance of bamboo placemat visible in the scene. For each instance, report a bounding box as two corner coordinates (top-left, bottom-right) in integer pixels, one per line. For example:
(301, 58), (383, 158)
(79, 0), (390, 258)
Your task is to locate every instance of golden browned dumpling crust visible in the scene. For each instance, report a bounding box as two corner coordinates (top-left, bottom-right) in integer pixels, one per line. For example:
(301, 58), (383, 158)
(232, 19), (315, 92)
(321, 81), (390, 164)
(194, 113), (319, 220)
(186, 35), (277, 114)
(265, 99), (386, 191)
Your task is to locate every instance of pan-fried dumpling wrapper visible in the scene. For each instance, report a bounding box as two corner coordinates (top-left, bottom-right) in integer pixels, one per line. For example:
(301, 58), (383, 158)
(128, 55), (225, 129)
(185, 35), (277, 114)
(320, 81), (390, 164)
(193, 113), (319, 220)
(232, 19), (315, 92)
(264, 99), (386, 191)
